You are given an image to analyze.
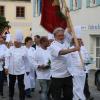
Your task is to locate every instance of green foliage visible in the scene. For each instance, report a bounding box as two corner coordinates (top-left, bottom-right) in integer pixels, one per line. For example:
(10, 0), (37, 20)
(0, 16), (9, 33)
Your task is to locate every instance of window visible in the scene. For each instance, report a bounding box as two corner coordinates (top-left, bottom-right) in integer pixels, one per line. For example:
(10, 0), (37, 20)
(96, 37), (100, 68)
(4, 0), (31, 1)
(16, 6), (25, 18)
(0, 6), (5, 16)
(90, 0), (96, 7)
(69, 0), (82, 11)
(86, 0), (100, 8)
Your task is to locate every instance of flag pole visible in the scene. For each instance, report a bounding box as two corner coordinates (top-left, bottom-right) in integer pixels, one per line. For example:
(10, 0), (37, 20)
(63, 0), (85, 69)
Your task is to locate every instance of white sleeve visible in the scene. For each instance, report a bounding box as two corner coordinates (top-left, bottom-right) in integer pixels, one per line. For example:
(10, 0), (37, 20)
(4, 49), (10, 69)
(0, 53), (4, 59)
(0, 45), (7, 59)
(23, 50), (32, 72)
(28, 50), (35, 70)
(32, 51), (40, 70)
(65, 32), (72, 44)
(49, 45), (62, 57)
(81, 47), (90, 64)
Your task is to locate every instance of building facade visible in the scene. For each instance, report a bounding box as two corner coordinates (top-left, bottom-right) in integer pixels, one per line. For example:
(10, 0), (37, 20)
(68, 0), (100, 68)
(0, 0), (33, 37)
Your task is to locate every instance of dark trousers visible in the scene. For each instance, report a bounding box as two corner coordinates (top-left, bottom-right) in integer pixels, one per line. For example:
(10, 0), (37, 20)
(51, 76), (73, 100)
(9, 74), (25, 100)
(84, 73), (90, 98)
(0, 71), (4, 96)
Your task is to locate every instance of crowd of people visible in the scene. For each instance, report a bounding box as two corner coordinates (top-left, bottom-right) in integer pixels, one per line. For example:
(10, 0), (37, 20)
(0, 27), (94, 100)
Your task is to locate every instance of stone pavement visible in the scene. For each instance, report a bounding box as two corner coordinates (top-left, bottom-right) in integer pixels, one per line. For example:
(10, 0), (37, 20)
(1, 70), (100, 100)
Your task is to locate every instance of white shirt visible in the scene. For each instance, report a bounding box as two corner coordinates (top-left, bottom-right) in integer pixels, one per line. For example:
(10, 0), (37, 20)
(5, 46), (30, 75)
(33, 47), (51, 80)
(80, 46), (91, 73)
(27, 46), (35, 70)
(0, 44), (7, 71)
(23, 46), (35, 72)
(49, 40), (71, 78)
(67, 46), (85, 76)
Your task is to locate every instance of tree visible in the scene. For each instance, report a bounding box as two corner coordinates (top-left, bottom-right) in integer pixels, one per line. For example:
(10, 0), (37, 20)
(0, 16), (10, 34)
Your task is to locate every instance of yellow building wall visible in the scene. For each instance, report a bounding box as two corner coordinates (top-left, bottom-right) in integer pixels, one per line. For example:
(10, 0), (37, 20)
(0, 1), (33, 37)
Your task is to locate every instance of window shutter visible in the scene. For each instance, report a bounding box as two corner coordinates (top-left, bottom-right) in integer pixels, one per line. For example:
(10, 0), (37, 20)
(78, 0), (82, 9)
(70, 0), (73, 11)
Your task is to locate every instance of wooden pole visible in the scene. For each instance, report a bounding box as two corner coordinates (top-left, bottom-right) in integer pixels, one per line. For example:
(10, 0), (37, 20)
(63, 0), (85, 69)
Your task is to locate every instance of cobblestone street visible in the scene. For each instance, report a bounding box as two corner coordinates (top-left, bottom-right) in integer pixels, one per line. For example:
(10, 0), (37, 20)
(1, 70), (99, 100)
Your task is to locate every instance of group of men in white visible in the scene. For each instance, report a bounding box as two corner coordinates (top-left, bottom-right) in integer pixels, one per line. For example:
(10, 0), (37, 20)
(0, 27), (94, 100)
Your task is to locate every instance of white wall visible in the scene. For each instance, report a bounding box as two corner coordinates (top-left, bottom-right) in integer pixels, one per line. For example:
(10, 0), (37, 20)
(32, 16), (48, 36)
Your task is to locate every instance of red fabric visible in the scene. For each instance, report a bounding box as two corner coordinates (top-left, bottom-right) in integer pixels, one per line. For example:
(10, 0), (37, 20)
(40, 0), (67, 33)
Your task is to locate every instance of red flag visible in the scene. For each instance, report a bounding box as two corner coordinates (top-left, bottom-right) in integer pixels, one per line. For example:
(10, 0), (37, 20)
(40, 0), (67, 33)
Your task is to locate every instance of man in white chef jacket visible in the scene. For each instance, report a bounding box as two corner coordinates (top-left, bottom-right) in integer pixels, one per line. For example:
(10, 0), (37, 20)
(0, 36), (7, 98)
(24, 36), (35, 98)
(4, 30), (29, 100)
(68, 37), (86, 100)
(27, 39), (36, 93)
(33, 36), (51, 100)
(79, 39), (94, 100)
(49, 28), (80, 100)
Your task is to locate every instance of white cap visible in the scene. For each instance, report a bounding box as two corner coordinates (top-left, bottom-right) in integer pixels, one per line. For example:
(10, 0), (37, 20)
(48, 33), (54, 40)
(14, 30), (23, 43)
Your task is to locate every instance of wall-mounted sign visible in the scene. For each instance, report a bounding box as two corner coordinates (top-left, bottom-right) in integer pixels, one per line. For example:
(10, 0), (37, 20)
(81, 24), (100, 31)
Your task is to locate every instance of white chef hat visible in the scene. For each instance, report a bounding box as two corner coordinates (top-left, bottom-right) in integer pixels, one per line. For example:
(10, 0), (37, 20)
(14, 29), (23, 43)
(6, 34), (11, 42)
(74, 26), (81, 39)
(48, 33), (54, 40)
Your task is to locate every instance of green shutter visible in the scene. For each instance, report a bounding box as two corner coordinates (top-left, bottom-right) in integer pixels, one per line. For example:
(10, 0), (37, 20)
(70, 0), (73, 11)
(86, 0), (90, 8)
(96, 0), (100, 6)
(78, 0), (82, 9)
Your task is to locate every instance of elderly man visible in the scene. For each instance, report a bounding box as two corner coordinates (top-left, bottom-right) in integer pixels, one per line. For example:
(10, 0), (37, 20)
(4, 30), (29, 100)
(49, 27), (80, 100)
